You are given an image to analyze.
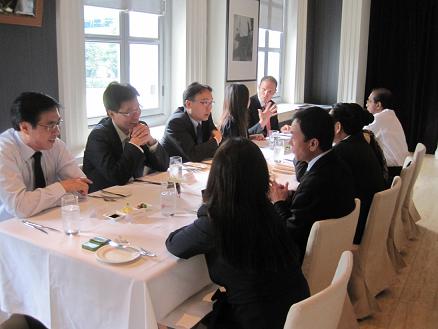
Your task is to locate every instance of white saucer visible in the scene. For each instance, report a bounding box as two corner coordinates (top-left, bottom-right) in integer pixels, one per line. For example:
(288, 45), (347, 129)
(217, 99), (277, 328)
(96, 245), (140, 264)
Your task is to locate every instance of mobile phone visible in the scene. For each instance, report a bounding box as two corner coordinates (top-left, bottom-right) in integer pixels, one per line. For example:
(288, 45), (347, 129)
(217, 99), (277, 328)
(82, 241), (102, 252)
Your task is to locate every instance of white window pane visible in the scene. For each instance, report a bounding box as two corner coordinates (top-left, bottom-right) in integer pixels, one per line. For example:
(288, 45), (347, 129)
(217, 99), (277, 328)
(268, 30), (281, 48)
(129, 12), (159, 38)
(267, 52), (280, 80)
(84, 6), (119, 36)
(257, 51), (265, 84)
(258, 28), (266, 47)
(85, 42), (120, 118)
(130, 44), (159, 109)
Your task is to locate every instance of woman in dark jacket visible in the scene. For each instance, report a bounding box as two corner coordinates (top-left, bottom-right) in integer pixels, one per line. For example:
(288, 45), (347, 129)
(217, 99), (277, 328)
(166, 138), (309, 329)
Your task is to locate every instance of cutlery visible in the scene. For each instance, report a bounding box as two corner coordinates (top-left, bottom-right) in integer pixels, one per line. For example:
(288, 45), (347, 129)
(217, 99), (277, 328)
(22, 220), (61, 233)
(22, 221), (48, 234)
(134, 179), (162, 185)
(109, 240), (156, 257)
(101, 189), (127, 197)
(88, 195), (117, 201)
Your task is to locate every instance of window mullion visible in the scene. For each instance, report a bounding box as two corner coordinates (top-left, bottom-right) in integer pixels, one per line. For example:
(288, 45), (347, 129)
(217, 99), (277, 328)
(120, 10), (129, 83)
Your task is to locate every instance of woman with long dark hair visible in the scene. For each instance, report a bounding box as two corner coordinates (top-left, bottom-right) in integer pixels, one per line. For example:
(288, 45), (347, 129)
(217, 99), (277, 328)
(166, 138), (309, 329)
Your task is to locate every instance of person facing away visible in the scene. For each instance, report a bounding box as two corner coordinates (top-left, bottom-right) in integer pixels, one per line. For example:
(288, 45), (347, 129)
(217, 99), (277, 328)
(219, 83), (266, 140)
(83, 82), (169, 193)
(365, 88), (409, 181)
(248, 75), (279, 136)
(166, 138), (310, 329)
(330, 103), (386, 244)
(269, 107), (355, 262)
(0, 92), (91, 221)
(161, 82), (222, 162)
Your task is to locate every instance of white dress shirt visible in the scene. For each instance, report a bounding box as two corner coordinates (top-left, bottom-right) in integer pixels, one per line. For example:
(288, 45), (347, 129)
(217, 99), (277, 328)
(364, 109), (409, 167)
(0, 128), (85, 221)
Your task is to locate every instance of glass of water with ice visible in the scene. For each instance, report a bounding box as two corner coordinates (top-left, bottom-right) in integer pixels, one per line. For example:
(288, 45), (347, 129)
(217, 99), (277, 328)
(61, 193), (80, 235)
(273, 138), (284, 163)
(169, 156), (183, 182)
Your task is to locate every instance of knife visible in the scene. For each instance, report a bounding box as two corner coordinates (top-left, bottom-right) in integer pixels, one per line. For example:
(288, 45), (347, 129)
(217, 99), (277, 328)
(23, 221), (48, 234)
(101, 189), (127, 197)
(23, 220), (61, 233)
(134, 179), (162, 185)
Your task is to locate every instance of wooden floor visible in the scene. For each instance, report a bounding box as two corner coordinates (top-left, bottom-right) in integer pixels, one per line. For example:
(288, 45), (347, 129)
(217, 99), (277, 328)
(359, 153), (438, 329)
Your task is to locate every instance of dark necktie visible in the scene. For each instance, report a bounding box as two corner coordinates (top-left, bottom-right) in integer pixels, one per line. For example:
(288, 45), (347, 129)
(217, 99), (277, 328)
(196, 123), (203, 144)
(33, 151), (46, 189)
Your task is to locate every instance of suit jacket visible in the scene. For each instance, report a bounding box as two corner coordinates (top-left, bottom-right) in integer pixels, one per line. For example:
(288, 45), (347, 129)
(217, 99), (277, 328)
(83, 117), (169, 192)
(274, 150), (355, 261)
(161, 107), (219, 162)
(166, 204), (310, 329)
(333, 133), (386, 244)
(248, 95), (279, 136)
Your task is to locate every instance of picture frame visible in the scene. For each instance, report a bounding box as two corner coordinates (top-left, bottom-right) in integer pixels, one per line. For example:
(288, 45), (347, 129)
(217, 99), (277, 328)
(226, 0), (260, 82)
(0, 0), (44, 27)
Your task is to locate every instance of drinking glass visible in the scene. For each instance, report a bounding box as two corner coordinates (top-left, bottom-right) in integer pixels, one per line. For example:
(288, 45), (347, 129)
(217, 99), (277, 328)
(273, 138), (284, 163)
(169, 156), (183, 182)
(160, 182), (177, 216)
(61, 193), (80, 235)
(268, 130), (279, 149)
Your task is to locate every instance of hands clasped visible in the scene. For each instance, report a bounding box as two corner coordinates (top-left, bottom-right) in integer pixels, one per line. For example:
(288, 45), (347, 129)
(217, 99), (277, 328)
(130, 123), (156, 147)
(269, 180), (289, 203)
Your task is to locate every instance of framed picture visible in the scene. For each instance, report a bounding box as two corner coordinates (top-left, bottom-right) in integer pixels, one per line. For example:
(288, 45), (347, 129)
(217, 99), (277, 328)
(0, 0), (44, 27)
(226, 0), (260, 82)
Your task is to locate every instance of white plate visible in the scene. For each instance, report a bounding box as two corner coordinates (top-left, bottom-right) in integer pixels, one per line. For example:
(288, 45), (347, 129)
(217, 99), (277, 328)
(95, 245), (140, 264)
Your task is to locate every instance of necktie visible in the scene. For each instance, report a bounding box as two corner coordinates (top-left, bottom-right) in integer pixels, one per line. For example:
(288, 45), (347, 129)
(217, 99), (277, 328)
(33, 151), (46, 189)
(196, 123), (203, 144)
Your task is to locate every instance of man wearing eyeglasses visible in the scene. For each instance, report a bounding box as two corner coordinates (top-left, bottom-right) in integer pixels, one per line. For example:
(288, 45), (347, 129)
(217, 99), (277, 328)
(83, 82), (169, 192)
(162, 82), (222, 162)
(0, 92), (91, 221)
(248, 76), (279, 136)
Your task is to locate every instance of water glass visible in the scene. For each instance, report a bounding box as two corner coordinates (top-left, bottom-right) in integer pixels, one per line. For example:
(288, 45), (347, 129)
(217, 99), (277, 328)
(61, 193), (80, 235)
(273, 138), (285, 163)
(268, 130), (279, 149)
(160, 182), (177, 216)
(169, 156), (183, 182)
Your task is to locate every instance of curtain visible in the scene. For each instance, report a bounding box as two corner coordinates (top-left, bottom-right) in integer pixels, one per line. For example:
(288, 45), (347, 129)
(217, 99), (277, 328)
(365, 0), (438, 153)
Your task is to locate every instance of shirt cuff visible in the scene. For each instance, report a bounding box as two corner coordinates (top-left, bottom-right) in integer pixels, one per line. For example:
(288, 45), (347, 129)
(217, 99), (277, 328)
(146, 139), (158, 151)
(128, 142), (144, 153)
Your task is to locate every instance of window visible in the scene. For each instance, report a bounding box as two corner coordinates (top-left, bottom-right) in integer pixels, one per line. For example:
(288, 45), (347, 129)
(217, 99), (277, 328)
(84, 5), (163, 125)
(258, 0), (285, 98)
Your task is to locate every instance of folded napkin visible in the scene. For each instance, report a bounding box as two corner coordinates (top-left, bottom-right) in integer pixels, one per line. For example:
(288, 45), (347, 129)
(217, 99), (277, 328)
(184, 162), (209, 169)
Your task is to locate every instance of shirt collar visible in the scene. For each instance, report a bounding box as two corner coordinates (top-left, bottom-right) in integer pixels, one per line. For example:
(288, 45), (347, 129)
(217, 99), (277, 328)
(14, 130), (39, 162)
(111, 119), (129, 143)
(306, 149), (331, 172)
(186, 109), (202, 131)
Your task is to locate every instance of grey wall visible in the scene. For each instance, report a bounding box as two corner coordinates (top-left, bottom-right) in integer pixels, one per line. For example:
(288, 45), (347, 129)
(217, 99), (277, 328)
(304, 0), (342, 105)
(0, 0), (58, 132)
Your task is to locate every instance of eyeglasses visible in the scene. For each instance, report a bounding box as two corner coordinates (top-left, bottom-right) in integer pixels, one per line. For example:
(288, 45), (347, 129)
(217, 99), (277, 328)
(38, 119), (63, 131)
(117, 108), (142, 117)
(192, 100), (215, 106)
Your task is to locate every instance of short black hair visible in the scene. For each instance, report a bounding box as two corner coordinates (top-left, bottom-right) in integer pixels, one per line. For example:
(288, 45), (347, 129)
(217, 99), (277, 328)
(292, 106), (334, 152)
(259, 75), (278, 87)
(331, 103), (374, 135)
(103, 81), (139, 112)
(183, 82), (212, 103)
(371, 88), (393, 109)
(10, 92), (60, 131)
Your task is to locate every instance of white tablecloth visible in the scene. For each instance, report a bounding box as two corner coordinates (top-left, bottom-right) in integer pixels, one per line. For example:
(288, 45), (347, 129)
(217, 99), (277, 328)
(0, 142), (297, 329)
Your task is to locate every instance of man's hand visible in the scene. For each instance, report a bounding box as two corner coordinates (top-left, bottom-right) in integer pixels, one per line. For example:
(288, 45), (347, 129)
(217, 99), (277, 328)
(60, 177), (92, 196)
(212, 129), (222, 145)
(281, 124), (292, 133)
(258, 102), (278, 128)
(269, 180), (289, 203)
(130, 123), (155, 146)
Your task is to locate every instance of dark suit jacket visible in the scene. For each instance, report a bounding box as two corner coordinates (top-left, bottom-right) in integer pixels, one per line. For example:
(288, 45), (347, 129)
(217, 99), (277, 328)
(83, 117), (169, 192)
(274, 150), (355, 262)
(248, 95), (279, 136)
(166, 205), (310, 329)
(161, 107), (219, 162)
(333, 133), (386, 244)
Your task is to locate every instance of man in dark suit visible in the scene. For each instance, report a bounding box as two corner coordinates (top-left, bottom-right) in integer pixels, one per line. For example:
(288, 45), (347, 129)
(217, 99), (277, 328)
(161, 82), (222, 162)
(83, 82), (169, 193)
(270, 107), (355, 261)
(248, 76), (279, 136)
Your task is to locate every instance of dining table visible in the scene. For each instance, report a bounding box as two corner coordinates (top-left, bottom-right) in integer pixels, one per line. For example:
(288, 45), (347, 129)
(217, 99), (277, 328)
(0, 138), (297, 329)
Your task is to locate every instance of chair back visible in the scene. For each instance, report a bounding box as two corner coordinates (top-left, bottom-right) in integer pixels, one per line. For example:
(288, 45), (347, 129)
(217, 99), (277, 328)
(409, 143), (426, 193)
(284, 251), (353, 329)
(302, 199), (360, 294)
(358, 177), (401, 296)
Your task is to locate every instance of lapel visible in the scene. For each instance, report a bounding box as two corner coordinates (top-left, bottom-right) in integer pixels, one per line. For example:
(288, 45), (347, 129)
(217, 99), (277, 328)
(100, 117), (124, 154)
(182, 109), (200, 142)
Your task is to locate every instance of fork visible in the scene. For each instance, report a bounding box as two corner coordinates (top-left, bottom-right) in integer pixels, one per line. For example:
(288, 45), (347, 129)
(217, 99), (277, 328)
(109, 240), (156, 257)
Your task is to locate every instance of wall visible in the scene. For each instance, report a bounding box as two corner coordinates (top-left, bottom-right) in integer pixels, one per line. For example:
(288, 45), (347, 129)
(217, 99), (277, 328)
(0, 0), (58, 133)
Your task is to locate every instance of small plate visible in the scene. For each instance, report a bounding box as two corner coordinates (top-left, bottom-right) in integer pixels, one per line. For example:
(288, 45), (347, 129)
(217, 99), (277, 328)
(96, 245), (140, 264)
